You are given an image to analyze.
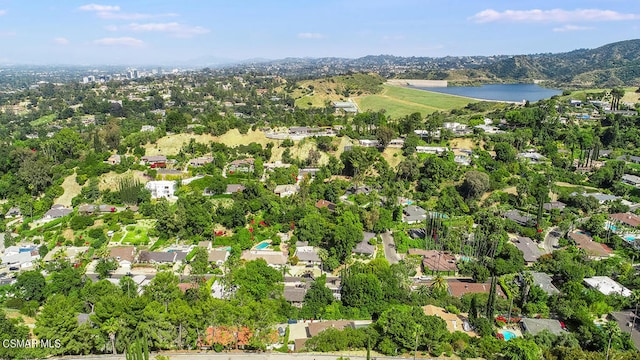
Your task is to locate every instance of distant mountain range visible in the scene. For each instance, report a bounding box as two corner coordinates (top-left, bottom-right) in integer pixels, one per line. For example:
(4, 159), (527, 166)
(213, 39), (640, 87)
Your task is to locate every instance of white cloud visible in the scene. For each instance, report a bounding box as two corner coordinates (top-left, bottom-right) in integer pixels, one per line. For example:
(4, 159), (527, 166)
(104, 25), (119, 31)
(0, 31), (16, 37)
(553, 24), (593, 32)
(53, 37), (70, 45)
(0, 10), (6, 16)
(78, 4), (120, 12)
(297, 32), (325, 39)
(93, 37), (144, 47)
(127, 22), (209, 37)
(96, 11), (178, 20)
(470, 8), (640, 23)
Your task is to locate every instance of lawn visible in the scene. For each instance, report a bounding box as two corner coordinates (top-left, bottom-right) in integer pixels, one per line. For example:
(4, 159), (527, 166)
(29, 114), (56, 126)
(355, 85), (473, 119)
(121, 220), (155, 245)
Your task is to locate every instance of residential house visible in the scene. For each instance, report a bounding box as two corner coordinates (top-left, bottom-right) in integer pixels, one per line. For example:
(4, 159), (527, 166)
(388, 138), (405, 148)
(1, 252), (39, 271)
(225, 184), (245, 194)
(423, 305), (475, 336)
(141, 155), (167, 165)
(283, 286), (308, 308)
(447, 279), (506, 298)
(42, 246), (88, 263)
(454, 155), (471, 166)
(79, 204), (117, 215)
(228, 158), (255, 173)
(140, 125), (156, 132)
(618, 155), (640, 164)
(274, 184), (300, 198)
(294, 243), (322, 266)
(315, 199), (336, 212)
(208, 249), (230, 266)
(145, 181), (176, 199)
(109, 246), (136, 269)
(584, 276), (632, 297)
(4, 207), (21, 218)
(298, 168), (321, 180)
(528, 272), (560, 296)
(622, 174), (640, 187)
(416, 146), (448, 155)
(520, 318), (565, 336)
(333, 101), (358, 113)
(43, 204), (73, 221)
(409, 249), (457, 275)
(353, 232), (376, 257)
(105, 154), (121, 165)
(345, 185), (373, 196)
(511, 237), (543, 265)
(189, 156), (213, 167)
(504, 210), (534, 226)
(543, 201), (566, 211)
(609, 213), (640, 228)
(517, 152), (547, 164)
(571, 191), (620, 204)
(198, 241), (212, 250)
(240, 250), (287, 269)
(138, 251), (187, 264)
(568, 231), (612, 260)
(403, 205), (428, 224)
(358, 139), (380, 147)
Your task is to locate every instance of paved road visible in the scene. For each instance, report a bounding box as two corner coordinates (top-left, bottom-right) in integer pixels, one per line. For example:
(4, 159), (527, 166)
(381, 231), (400, 264)
(542, 226), (561, 254)
(52, 352), (427, 360)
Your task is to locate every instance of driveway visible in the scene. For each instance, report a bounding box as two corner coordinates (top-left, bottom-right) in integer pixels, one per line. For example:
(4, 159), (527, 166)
(542, 226), (561, 254)
(381, 231), (400, 264)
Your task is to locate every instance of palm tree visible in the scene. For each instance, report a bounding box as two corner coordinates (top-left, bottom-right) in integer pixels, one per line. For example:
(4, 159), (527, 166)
(317, 248), (328, 274)
(610, 88), (625, 111)
(604, 321), (621, 360)
(430, 275), (448, 296)
(521, 272), (534, 307)
(102, 317), (121, 355)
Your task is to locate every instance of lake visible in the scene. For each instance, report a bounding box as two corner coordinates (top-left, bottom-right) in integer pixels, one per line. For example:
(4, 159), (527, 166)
(411, 83), (562, 102)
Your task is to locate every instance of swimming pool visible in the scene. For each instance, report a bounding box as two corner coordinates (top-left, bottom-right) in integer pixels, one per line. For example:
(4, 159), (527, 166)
(499, 330), (517, 341)
(255, 241), (270, 250)
(607, 223), (618, 232)
(624, 235), (637, 242)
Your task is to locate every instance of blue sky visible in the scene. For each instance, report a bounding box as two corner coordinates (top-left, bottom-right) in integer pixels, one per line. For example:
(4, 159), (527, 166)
(1, 0), (640, 65)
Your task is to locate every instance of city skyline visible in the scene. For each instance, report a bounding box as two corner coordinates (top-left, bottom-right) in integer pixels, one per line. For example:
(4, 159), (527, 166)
(1, 0), (640, 65)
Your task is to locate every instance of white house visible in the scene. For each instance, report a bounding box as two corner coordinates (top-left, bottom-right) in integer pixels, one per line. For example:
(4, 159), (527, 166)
(416, 146), (448, 155)
(145, 181), (176, 199)
(274, 184), (300, 198)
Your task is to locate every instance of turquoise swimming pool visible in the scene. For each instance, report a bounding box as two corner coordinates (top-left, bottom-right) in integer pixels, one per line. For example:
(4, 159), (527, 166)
(499, 330), (517, 341)
(255, 241), (270, 250)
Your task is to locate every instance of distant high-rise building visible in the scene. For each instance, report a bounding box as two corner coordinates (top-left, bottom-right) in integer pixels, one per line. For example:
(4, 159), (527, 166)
(133, 69), (139, 79)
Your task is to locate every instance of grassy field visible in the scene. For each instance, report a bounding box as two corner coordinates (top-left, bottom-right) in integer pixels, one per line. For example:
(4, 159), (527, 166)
(55, 173), (83, 207)
(30, 114), (56, 126)
(564, 87), (640, 104)
(355, 85), (473, 118)
(293, 73), (384, 109)
(98, 170), (149, 191)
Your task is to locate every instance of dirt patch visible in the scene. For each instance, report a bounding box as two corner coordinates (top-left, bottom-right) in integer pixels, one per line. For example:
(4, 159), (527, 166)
(54, 173), (83, 207)
(145, 133), (217, 156)
(381, 147), (404, 168)
(451, 138), (484, 150)
(62, 229), (74, 241)
(213, 129), (275, 148)
(481, 186), (517, 201)
(98, 170), (149, 191)
(4, 309), (36, 325)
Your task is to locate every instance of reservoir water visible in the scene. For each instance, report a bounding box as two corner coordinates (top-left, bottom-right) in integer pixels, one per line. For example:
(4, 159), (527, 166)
(412, 83), (562, 102)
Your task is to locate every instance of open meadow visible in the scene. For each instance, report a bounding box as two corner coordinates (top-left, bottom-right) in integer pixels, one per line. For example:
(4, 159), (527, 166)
(355, 84), (473, 118)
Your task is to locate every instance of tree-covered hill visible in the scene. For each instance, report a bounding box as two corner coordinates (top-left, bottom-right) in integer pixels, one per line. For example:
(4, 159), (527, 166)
(482, 39), (640, 86)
